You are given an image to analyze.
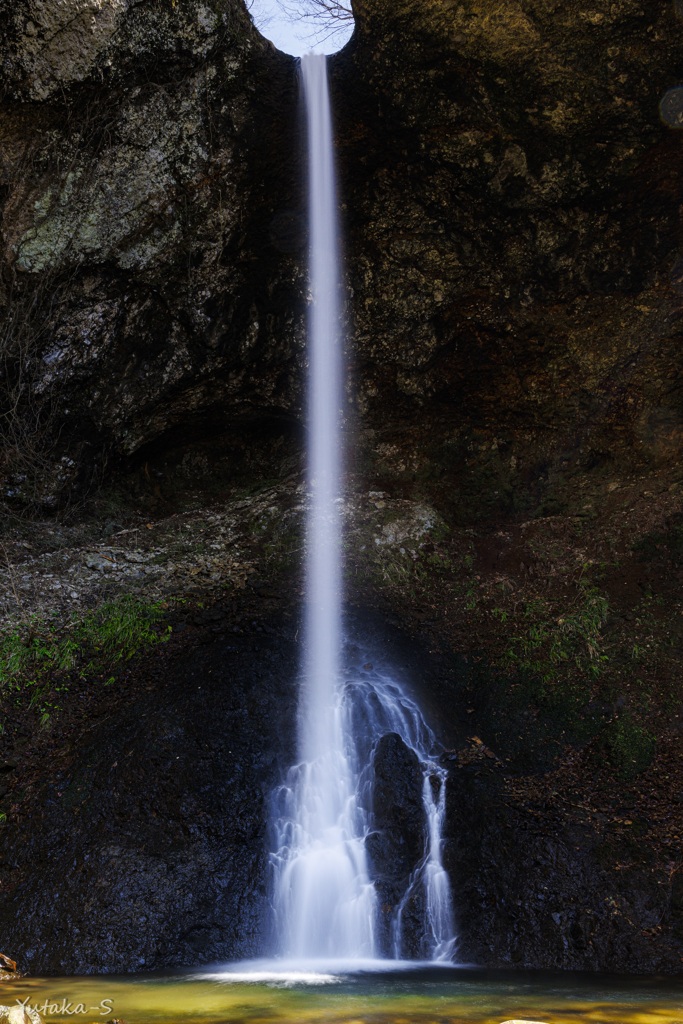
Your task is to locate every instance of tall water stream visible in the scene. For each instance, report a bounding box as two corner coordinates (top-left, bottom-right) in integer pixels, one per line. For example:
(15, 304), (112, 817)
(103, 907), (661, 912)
(269, 54), (455, 963)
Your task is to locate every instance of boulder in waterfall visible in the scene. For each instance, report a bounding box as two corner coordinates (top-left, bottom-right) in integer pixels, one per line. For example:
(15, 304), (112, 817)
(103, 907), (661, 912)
(367, 731), (425, 955)
(370, 732), (425, 876)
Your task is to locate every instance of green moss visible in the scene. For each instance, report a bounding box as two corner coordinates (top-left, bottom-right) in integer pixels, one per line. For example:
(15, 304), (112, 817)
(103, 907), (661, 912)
(502, 584), (609, 683)
(602, 713), (656, 780)
(76, 596), (171, 666)
(495, 583), (610, 743)
(358, 533), (457, 596)
(0, 596), (171, 724)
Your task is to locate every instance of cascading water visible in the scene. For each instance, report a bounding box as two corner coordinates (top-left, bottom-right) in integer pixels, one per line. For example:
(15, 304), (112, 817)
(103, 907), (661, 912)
(269, 53), (456, 964)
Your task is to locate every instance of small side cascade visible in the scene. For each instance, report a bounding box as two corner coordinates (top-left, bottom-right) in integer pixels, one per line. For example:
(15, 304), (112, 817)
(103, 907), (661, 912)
(421, 766), (457, 960)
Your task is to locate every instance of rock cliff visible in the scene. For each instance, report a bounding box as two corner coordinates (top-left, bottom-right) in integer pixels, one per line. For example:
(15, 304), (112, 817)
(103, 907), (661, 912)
(0, 0), (681, 980)
(0, 0), (302, 507)
(333, 0), (683, 523)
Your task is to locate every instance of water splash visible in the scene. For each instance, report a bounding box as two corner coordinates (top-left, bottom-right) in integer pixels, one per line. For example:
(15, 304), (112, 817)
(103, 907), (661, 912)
(271, 658), (456, 960)
(269, 54), (455, 963)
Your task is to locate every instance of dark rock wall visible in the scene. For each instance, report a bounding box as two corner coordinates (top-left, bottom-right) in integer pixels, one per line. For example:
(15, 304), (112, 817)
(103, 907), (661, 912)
(0, 596), (680, 975)
(446, 761), (677, 974)
(333, 0), (683, 522)
(2, 0), (682, 517)
(0, 623), (298, 973)
(0, 0), (304, 505)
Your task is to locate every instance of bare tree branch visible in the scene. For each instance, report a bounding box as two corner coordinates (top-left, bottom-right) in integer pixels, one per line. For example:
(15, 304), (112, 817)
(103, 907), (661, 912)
(276, 0), (354, 46)
(281, 0), (353, 23)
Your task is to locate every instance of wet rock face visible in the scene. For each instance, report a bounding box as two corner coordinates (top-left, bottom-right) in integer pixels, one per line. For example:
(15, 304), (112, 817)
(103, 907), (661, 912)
(367, 731), (425, 956)
(0, 0), (304, 507)
(444, 761), (678, 974)
(333, 0), (683, 520)
(0, 624), (298, 974)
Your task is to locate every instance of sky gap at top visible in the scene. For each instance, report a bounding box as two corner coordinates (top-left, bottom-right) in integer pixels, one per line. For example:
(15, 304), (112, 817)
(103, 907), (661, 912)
(247, 0), (354, 55)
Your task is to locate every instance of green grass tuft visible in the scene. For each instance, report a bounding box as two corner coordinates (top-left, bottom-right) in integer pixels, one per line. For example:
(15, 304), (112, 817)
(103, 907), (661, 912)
(0, 596), (171, 724)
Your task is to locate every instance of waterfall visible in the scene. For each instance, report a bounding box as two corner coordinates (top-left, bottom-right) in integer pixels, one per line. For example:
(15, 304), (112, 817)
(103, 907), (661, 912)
(269, 53), (456, 964)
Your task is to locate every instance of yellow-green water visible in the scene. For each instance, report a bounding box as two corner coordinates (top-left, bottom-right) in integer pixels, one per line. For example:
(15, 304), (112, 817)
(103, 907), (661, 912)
(3, 968), (682, 1024)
